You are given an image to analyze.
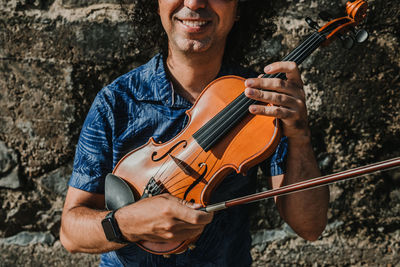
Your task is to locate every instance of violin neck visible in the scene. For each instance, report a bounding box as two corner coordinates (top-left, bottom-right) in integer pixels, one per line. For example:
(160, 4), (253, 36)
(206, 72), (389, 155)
(263, 31), (326, 80)
(193, 31), (326, 152)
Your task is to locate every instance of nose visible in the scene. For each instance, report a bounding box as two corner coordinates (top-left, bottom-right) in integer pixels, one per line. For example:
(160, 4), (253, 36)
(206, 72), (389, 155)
(184, 0), (207, 10)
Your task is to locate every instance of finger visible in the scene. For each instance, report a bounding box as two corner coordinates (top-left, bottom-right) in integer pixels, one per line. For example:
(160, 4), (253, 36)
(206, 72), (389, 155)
(169, 219), (209, 230)
(245, 77), (289, 94)
(168, 229), (203, 242)
(160, 227), (205, 242)
(141, 226), (204, 242)
(264, 61), (303, 87)
(151, 218), (206, 242)
(245, 88), (299, 108)
(178, 206), (213, 225)
(177, 198), (202, 210)
(245, 77), (303, 98)
(249, 104), (297, 120)
(164, 195), (213, 225)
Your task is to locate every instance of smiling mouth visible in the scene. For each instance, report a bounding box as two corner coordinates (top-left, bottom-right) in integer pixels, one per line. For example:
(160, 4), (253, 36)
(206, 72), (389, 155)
(178, 19), (211, 28)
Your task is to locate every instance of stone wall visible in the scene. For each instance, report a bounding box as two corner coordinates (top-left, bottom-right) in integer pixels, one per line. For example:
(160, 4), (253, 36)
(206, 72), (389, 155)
(1, 0), (399, 266)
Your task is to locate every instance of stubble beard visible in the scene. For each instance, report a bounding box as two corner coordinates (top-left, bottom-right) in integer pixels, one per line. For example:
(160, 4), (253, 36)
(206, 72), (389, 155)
(172, 35), (214, 54)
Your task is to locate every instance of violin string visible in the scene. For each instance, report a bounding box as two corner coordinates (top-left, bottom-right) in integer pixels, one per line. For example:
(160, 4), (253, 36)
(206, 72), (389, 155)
(146, 143), (197, 195)
(190, 27), (332, 147)
(159, 146), (201, 187)
(154, 32), (326, 196)
(153, 126), (231, 196)
(153, 136), (213, 196)
(148, 30), (329, 198)
(165, 152), (219, 197)
(195, 32), (325, 147)
(149, 149), (177, 186)
(156, 125), (232, 198)
(165, 160), (213, 197)
(153, 138), (195, 187)
(161, 139), (216, 190)
(149, 156), (187, 195)
(172, 28), (337, 199)
(150, 137), (203, 184)
(193, 32), (324, 146)
(195, 29), (329, 149)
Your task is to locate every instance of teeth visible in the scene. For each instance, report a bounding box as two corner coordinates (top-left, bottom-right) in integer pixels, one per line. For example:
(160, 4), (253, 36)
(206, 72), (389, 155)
(181, 20), (208, 27)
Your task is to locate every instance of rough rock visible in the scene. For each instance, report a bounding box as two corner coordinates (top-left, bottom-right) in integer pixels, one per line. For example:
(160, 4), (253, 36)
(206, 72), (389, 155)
(252, 223), (297, 252)
(0, 0), (399, 265)
(0, 142), (21, 189)
(0, 241), (100, 267)
(0, 231), (55, 246)
(39, 163), (72, 197)
(0, 167), (21, 189)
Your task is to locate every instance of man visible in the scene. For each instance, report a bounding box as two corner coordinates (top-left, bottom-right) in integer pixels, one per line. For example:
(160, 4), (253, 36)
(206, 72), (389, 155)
(60, 0), (329, 266)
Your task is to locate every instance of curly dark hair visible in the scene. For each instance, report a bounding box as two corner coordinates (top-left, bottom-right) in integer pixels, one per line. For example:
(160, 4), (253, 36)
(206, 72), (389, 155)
(120, 0), (277, 65)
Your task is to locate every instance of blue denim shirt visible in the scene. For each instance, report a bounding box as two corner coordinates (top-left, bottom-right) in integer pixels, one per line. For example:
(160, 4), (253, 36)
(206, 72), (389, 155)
(69, 54), (287, 266)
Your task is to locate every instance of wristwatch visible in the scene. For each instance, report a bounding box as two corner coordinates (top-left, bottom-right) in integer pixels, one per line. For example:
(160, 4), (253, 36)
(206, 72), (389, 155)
(101, 210), (128, 244)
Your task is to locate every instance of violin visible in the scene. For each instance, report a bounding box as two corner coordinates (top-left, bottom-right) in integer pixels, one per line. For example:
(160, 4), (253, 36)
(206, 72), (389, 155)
(104, 0), (380, 255)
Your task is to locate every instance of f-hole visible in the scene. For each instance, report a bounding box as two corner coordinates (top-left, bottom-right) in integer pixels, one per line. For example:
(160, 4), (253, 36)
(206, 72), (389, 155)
(151, 140), (187, 162)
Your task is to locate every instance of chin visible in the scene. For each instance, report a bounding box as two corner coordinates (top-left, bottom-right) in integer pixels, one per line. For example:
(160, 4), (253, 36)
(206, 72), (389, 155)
(176, 38), (213, 54)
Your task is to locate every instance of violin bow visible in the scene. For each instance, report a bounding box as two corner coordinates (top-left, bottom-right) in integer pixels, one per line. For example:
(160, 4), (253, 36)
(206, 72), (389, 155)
(200, 157), (400, 212)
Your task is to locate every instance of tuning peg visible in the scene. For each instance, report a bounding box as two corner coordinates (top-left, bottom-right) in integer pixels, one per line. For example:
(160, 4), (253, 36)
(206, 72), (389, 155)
(355, 29), (369, 43)
(318, 11), (334, 21)
(305, 17), (320, 30)
(339, 34), (355, 49)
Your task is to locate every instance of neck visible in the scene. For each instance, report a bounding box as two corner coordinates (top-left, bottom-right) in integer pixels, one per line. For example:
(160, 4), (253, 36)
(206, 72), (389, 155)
(166, 45), (225, 104)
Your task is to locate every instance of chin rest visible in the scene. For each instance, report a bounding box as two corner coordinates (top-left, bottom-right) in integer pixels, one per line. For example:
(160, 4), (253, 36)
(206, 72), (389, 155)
(105, 173), (135, 210)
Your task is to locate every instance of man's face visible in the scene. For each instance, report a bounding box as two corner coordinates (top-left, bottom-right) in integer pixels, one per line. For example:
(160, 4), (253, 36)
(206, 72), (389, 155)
(158, 0), (238, 54)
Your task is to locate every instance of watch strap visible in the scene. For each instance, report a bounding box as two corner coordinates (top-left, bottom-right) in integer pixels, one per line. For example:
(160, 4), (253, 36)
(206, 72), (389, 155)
(101, 209), (128, 244)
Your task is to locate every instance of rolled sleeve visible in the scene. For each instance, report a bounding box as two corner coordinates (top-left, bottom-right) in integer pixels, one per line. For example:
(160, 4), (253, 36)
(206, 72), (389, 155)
(261, 136), (288, 177)
(68, 92), (114, 194)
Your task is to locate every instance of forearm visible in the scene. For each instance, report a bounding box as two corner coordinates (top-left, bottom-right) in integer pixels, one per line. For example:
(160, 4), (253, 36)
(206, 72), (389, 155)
(276, 136), (329, 240)
(60, 206), (127, 254)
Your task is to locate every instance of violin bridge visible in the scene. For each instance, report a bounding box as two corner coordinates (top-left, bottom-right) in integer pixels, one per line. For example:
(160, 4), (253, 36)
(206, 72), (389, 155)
(141, 177), (165, 199)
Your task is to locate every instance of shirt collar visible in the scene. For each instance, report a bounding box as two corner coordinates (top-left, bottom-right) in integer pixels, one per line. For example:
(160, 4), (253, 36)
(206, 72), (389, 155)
(130, 53), (255, 108)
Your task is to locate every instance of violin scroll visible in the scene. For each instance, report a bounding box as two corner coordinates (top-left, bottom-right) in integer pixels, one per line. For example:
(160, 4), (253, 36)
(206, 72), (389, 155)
(309, 0), (369, 49)
(346, 0), (368, 23)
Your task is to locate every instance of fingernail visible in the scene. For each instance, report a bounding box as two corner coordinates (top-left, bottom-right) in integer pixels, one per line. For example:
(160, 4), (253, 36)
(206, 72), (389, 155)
(246, 88), (254, 95)
(192, 203), (202, 209)
(265, 65), (272, 73)
(249, 106), (257, 113)
(245, 79), (254, 87)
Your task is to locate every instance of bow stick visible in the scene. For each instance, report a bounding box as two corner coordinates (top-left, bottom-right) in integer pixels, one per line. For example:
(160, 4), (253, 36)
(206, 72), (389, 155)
(200, 157), (400, 212)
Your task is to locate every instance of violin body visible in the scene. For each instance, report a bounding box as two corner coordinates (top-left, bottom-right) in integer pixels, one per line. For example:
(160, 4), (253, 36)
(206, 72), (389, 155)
(112, 75), (281, 254)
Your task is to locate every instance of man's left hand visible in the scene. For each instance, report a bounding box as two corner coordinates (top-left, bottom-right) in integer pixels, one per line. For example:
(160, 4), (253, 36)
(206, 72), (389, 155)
(244, 61), (309, 139)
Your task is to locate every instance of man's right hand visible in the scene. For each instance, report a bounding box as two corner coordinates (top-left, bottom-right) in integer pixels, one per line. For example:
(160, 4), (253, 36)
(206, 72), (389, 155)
(115, 193), (213, 243)
(60, 187), (213, 254)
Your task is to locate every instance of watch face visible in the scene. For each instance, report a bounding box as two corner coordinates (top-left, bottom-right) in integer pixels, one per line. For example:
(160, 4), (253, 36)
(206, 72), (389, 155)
(102, 218), (118, 241)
